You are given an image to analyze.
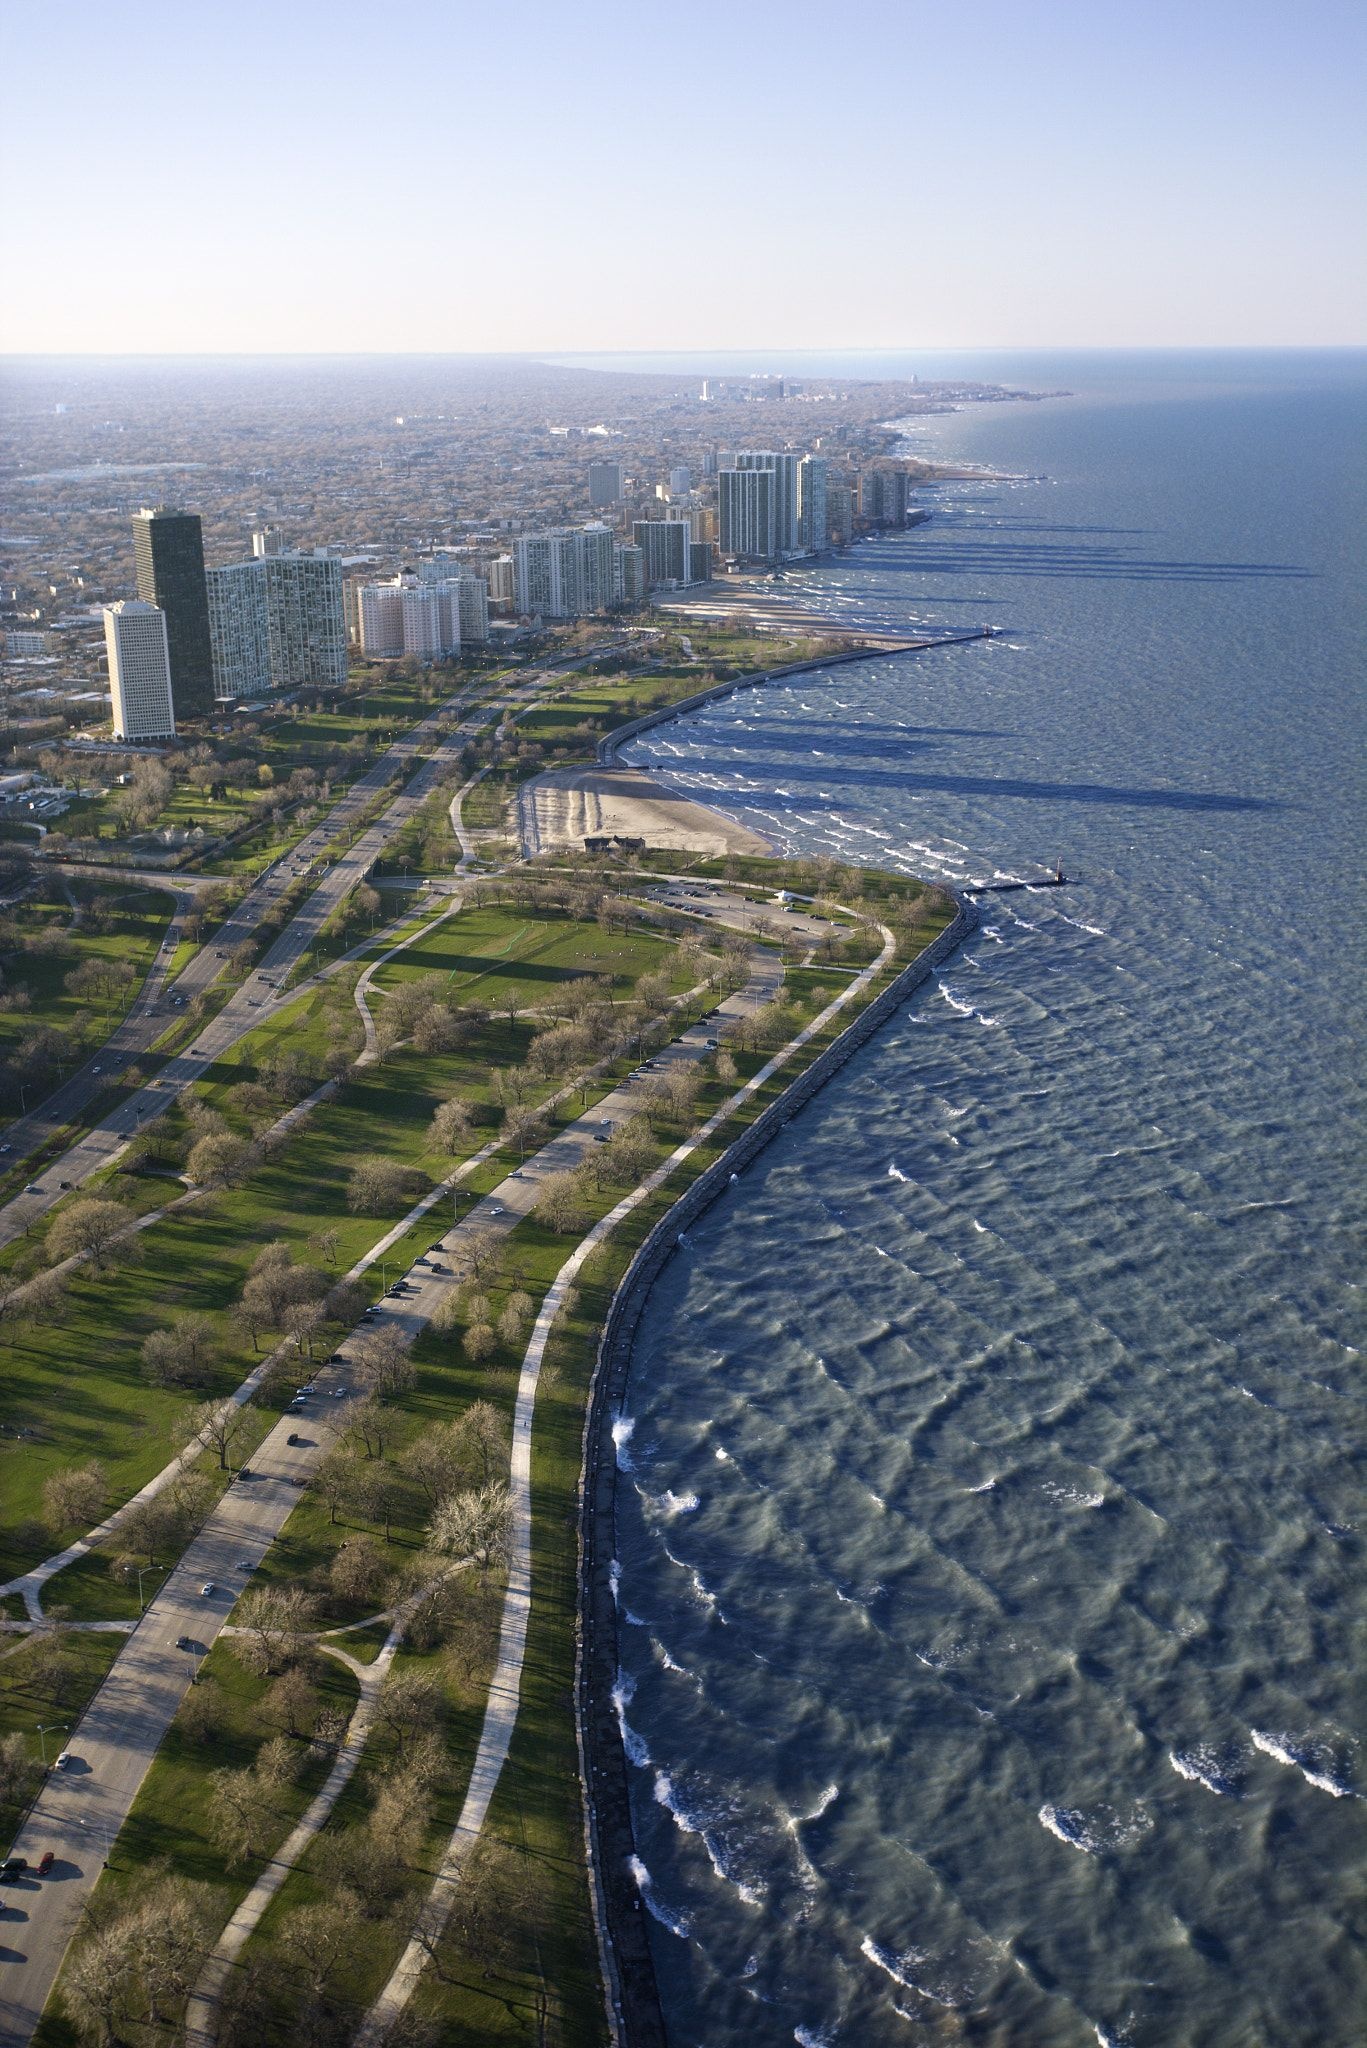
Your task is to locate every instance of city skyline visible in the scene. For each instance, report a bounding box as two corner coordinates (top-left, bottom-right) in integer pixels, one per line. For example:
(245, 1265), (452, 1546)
(1, 0), (1362, 356)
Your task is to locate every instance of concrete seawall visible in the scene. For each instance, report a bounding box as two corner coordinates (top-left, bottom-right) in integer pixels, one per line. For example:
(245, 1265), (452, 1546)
(575, 895), (979, 2045)
(597, 633), (992, 767)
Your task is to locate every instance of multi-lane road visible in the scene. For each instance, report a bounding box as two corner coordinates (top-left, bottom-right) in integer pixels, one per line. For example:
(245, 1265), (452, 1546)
(0, 930), (782, 2043)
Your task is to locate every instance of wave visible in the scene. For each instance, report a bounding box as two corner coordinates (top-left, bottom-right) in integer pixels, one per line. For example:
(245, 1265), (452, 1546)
(612, 1671), (651, 1768)
(654, 1770), (766, 1907)
(1169, 1747), (1239, 1796)
(1251, 1729), (1356, 1798)
(795, 1783), (840, 1823)
(860, 1936), (958, 2008)
(938, 978), (999, 1027)
(794, 2028), (833, 2047)
(612, 1416), (636, 1469)
(887, 1162), (909, 1181)
(628, 1854), (691, 1939)
(659, 1489), (700, 1516)
(1038, 1802), (1153, 1853)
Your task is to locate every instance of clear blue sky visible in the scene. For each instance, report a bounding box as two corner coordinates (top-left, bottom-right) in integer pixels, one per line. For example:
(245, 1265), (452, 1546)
(2, 0), (1363, 353)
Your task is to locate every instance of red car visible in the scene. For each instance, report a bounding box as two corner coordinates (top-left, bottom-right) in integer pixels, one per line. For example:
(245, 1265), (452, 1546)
(37, 1852), (54, 1876)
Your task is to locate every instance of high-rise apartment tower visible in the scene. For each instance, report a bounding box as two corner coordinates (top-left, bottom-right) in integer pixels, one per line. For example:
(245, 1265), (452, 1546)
(132, 508), (214, 718)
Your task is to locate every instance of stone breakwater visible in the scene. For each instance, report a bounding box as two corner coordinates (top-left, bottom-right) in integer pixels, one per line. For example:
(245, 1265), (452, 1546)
(574, 895), (979, 2045)
(596, 635), (995, 767)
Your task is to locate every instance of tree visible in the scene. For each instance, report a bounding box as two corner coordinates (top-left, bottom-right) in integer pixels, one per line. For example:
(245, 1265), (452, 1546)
(453, 1400), (511, 1488)
(457, 1225), (501, 1282)
(463, 1321), (496, 1367)
(351, 1460), (405, 1541)
(277, 1900), (355, 1998)
(353, 1326), (415, 1401)
(42, 1460), (107, 1533)
(346, 1156), (425, 1216)
(311, 1227), (340, 1266)
(329, 1533), (386, 1607)
(427, 1096), (474, 1154)
(344, 1392), (390, 1461)
(140, 1313), (217, 1389)
(266, 1666), (319, 1737)
(186, 1131), (256, 1189)
(209, 1765), (260, 1866)
(534, 1169), (585, 1235)
(374, 1666), (441, 1757)
(427, 1482), (513, 1580)
(45, 1198), (134, 1271)
(501, 1104), (546, 1160)
(232, 1585), (316, 1676)
(315, 1446), (357, 1525)
(179, 1398), (246, 1472)
(0, 1729), (40, 1812)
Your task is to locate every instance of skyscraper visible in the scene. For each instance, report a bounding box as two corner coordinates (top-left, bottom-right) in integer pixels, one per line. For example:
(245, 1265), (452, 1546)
(632, 519), (692, 587)
(206, 562), (271, 700)
(132, 508), (214, 718)
(734, 452), (803, 552)
(103, 600), (176, 741)
(588, 460), (624, 508)
(513, 527), (616, 617)
(800, 456), (829, 552)
(206, 552), (346, 699)
(718, 466), (777, 561)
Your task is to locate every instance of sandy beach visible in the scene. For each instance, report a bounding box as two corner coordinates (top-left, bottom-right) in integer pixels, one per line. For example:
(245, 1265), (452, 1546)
(518, 762), (770, 858)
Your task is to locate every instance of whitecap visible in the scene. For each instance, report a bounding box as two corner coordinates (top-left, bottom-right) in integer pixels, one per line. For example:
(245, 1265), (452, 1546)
(659, 1489), (700, 1516)
(612, 1672), (650, 1768)
(972, 1219), (987, 1233)
(795, 2027), (833, 2048)
(629, 1855), (690, 1939)
(887, 1162), (908, 1182)
(1169, 1747), (1238, 1796)
(796, 1783), (840, 1823)
(967, 1475), (998, 1494)
(612, 1417), (636, 1469)
(1251, 1729), (1356, 1798)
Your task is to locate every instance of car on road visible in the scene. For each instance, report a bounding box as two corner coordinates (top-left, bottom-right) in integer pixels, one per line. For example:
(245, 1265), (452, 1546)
(0, 1144), (9, 1154)
(332, 1387), (346, 1398)
(430, 1261), (448, 1274)
(92, 1064), (102, 1075)
(234, 1558), (252, 1570)
(25, 1183), (41, 1194)
(176, 1635), (193, 1651)
(705, 1038), (719, 1049)
(1, 1859), (27, 1882)
(200, 1581), (217, 1597)
(37, 1851), (54, 1876)
(287, 1432), (303, 1446)
(488, 1202), (504, 1216)
(54, 1752), (70, 1771)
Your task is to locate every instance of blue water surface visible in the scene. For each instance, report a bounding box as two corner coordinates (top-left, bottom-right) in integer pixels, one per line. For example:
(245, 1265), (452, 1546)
(610, 353), (1367, 2048)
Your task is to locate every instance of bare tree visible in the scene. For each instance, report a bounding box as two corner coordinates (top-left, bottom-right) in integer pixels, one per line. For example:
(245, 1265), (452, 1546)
(45, 1197), (136, 1272)
(42, 1460), (107, 1533)
(427, 1482), (513, 1580)
(353, 1326), (415, 1401)
(178, 1399), (246, 1470)
(231, 1584), (316, 1676)
(140, 1312), (217, 1389)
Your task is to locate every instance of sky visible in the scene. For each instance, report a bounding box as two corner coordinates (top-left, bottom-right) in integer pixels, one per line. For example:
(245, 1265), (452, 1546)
(1, 0), (1363, 355)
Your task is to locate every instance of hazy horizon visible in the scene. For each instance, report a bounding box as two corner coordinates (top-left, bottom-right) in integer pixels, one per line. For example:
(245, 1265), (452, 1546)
(2, 0), (1362, 356)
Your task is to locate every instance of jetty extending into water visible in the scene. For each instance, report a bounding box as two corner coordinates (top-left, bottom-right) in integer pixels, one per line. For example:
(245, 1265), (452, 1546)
(597, 629), (999, 765)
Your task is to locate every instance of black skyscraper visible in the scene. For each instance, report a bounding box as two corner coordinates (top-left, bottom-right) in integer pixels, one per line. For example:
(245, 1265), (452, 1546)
(132, 508), (214, 718)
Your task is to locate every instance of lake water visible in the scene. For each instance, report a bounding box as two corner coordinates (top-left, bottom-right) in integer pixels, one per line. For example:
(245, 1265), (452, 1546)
(611, 353), (1367, 2047)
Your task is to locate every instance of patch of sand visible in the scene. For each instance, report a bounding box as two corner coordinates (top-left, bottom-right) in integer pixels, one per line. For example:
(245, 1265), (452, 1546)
(521, 765), (769, 858)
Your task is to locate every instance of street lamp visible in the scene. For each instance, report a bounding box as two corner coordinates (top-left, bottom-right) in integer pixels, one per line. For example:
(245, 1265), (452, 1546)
(135, 1563), (165, 1614)
(75, 1815), (112, 1868)
(35, 1721), (67, 1767)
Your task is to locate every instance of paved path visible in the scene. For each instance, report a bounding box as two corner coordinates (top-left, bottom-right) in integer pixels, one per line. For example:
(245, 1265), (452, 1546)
(356, 918), (896, 2044)
(0, 687), (480, 1251)
(0, 936), (781, 2043)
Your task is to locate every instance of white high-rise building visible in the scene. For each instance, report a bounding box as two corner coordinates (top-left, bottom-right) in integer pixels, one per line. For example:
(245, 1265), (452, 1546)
(104, 599), (176, 741)
(718, 467), (777, 561)
(358, 582), (405, 657)
(633, 520), (692, 588)
(207, 552), (347, 698)
(734, 452), (803, 552)
(668, 465), (692, 498)
(356, 573), (471, 660)
(800, 456), (829, 552)
(488, 556), (515, 608)
(455, 575), (489, 645)
(263, 553), (347, 690)
(206, 562), (270, 700)
(252, 526), (285, 558)
(513, 526), (616, 618)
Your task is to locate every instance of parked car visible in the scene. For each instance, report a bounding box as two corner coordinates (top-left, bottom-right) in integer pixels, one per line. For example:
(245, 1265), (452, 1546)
(200, 1581), (216, 1597)
(53, 1752), (70, 1771)
(233, 1558), (252, 1570)
(287, 1432), (302, 1446)
(1, 1859), (27, 1882)
(176, 1635), (193, 1651)
(37, 1852), (54, 1876)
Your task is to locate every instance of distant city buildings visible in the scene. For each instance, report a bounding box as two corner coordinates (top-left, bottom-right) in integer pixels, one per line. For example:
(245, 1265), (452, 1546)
(351, 569), (487, 659)
(632, 519), (691, 588)
(588, 461), (624, 508)
(668, 465), (691, 498)
(206, 551), (346, 698)
(103, 599), (176, 741)
(132, 507), (214, 718)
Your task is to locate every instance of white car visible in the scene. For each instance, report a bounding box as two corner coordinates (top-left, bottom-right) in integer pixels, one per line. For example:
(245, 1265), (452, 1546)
(200, 1582), (217, 1597)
